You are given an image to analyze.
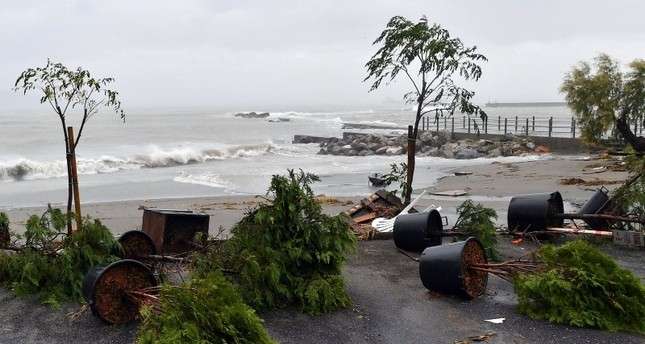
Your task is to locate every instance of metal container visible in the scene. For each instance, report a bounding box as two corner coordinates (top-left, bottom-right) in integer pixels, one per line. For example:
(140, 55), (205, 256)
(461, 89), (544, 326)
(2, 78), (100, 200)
(579, 187), (611, 229)
(393, 210), (443, 252)
(507, 191), (564, 232)
(142, 209), (209, 254)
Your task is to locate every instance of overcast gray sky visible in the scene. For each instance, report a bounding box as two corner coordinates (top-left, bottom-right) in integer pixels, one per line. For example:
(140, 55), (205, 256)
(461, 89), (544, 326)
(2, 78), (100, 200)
(1, 0), (644, 111)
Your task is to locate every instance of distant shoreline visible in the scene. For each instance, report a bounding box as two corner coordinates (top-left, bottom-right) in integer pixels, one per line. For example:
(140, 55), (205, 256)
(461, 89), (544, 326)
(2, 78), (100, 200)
(485, 101), (567, 107)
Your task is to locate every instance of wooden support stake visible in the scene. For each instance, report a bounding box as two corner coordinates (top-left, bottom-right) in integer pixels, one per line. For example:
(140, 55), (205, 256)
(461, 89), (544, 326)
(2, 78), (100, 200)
(405, 125), (414, 204)
(67, 127), (82, 231)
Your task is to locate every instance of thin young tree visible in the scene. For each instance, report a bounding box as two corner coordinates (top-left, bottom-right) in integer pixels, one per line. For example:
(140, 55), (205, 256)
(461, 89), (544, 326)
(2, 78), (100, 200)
(365, 16), (487, 203)
(14, 59), (125, 234)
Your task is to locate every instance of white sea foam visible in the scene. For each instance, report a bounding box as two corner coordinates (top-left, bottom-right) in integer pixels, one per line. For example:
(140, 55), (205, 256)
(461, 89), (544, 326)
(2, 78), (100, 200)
(173, 172), (234, 189)
(0, 143), (276, 182)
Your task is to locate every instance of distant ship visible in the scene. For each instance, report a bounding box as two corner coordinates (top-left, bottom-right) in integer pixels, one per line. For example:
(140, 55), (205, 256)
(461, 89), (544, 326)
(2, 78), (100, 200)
(485, 101), (567, 108)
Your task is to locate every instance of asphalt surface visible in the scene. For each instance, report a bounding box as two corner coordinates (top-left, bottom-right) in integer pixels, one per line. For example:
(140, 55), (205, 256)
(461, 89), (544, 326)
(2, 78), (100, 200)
(0, 238), (642, 344)
(263, 238), (644, 344)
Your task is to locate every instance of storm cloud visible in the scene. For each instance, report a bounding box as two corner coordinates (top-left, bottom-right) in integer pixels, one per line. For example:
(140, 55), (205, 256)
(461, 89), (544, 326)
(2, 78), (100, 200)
(1, 0), (643, 111)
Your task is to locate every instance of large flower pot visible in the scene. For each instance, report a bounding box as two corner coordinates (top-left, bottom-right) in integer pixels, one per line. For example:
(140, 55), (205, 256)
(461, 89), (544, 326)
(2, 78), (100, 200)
(419, 237), (488, 299)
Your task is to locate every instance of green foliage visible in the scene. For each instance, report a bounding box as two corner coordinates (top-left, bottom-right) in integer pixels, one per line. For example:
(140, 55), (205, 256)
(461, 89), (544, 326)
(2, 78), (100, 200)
(0, 210), (119, 307)
(365, 15), (487, 121)
(561, 54), (645, 145)
(137, 272), (275, 344)
(514, 240), (645, 333)
(453, 200), (499, 260)
(197, 170), (356, 315)
(382, 162), (409, 199)
(610, 165), (644, 231)
(14, 59), (125, 121)
(0, 212), (9, 247)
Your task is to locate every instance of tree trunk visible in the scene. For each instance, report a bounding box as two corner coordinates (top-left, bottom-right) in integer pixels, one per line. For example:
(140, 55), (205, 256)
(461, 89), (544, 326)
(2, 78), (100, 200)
(405, 125), (415, 204)
(616, 114), (645, 154)
(60, 118), (73, 235)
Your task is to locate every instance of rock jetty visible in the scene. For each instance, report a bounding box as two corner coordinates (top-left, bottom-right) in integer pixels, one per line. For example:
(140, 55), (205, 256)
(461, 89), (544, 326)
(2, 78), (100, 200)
(234, 112), (270, 118)
(294, 131), (542, 158)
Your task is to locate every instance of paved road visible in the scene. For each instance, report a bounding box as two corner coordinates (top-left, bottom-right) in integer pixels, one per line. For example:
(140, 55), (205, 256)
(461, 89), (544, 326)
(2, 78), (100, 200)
(0, 238), (642, 344)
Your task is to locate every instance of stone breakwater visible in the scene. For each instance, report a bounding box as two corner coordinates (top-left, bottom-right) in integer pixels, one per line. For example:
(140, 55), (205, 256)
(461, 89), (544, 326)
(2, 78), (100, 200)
(294, 132), (543, 159)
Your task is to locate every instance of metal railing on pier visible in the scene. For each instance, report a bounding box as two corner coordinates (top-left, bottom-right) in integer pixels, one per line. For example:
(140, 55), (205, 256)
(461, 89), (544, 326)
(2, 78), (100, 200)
(420, 115), (644, 139)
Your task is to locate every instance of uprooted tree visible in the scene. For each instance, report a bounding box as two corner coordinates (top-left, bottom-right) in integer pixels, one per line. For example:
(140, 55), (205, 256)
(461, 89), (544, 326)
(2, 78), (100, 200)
(0, 208), (120, 307)
(561, 54), (644, 225)
(365, 15), (487, 203)
(513, 240), (645, 333)
(193, 169), (356, 315)
(14, 60), (125, 234)
(136, 272), (276, 344)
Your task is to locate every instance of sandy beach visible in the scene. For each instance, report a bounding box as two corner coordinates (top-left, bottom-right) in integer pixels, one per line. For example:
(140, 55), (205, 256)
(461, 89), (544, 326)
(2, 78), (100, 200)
(2, 153), (629, 235)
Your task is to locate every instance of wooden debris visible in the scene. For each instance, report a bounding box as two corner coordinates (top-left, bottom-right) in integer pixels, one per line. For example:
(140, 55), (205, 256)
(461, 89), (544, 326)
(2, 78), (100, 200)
(559, 177), (623, 186)
(345, 190), (404, 240)
(430, 190), (469, 197)
(454, 332), (496, 344)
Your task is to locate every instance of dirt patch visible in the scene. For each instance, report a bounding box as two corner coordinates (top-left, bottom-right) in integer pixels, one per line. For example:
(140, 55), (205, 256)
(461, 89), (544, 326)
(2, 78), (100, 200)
(461, 240), (488, 299)
(93, 262), (157, 324)
(119, 232), (155, 259)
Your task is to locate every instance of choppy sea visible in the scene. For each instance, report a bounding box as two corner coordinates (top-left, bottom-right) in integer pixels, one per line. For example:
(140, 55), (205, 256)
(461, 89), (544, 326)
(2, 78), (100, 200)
(0, 105), (571, 208)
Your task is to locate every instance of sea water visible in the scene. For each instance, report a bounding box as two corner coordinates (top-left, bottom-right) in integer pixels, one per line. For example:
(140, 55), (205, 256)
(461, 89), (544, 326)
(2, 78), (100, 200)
(0, 105), (570, 208)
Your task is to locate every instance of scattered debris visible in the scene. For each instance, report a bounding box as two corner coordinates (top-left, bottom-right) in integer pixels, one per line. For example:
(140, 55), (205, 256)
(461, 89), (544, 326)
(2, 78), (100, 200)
(559, 177), (623, 186)
(534, 145), (550, 153)
(430, 189), (469, 197)
(346, 190), (404, 240)
(454, 332), (496, 344)
(314, 195), (354, 206)
(484, 317), (506, 324)
(613, 230), (645, 248)
(372, 190), (427, 233)
(368, 173), (387, 186)
(582, 166), (607, 174)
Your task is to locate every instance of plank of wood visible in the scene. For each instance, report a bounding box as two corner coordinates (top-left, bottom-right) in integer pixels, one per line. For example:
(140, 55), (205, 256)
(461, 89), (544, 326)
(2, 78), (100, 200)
(352, 212), (377, 224)
(454, 171), (473, 176)
(429, 190), (469, 197)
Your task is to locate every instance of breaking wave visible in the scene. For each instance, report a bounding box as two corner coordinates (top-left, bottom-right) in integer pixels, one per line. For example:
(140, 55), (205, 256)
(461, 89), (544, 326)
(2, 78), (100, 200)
(0, 143), (275, 182)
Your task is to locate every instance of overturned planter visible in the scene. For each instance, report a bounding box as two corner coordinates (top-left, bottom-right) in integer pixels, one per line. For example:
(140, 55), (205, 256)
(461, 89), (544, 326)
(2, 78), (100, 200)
(82, 259), (158, 324)
(393, 210), (443, 252)
(118, 230), (157, 259)
(507, 191), (564, 232)
(578, 187), (611, 229)
(419, 237), (488, 299)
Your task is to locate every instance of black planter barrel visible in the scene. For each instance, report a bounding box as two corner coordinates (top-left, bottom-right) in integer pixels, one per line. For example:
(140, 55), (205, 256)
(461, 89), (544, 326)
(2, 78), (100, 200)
(419, 237), (488, 299)
(393, 210), (443, 252)
(579, 187), (610, 229)
(507, 191), (564, 232)
(82, 259), (157, 324)
(118, 230), (157, 259)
